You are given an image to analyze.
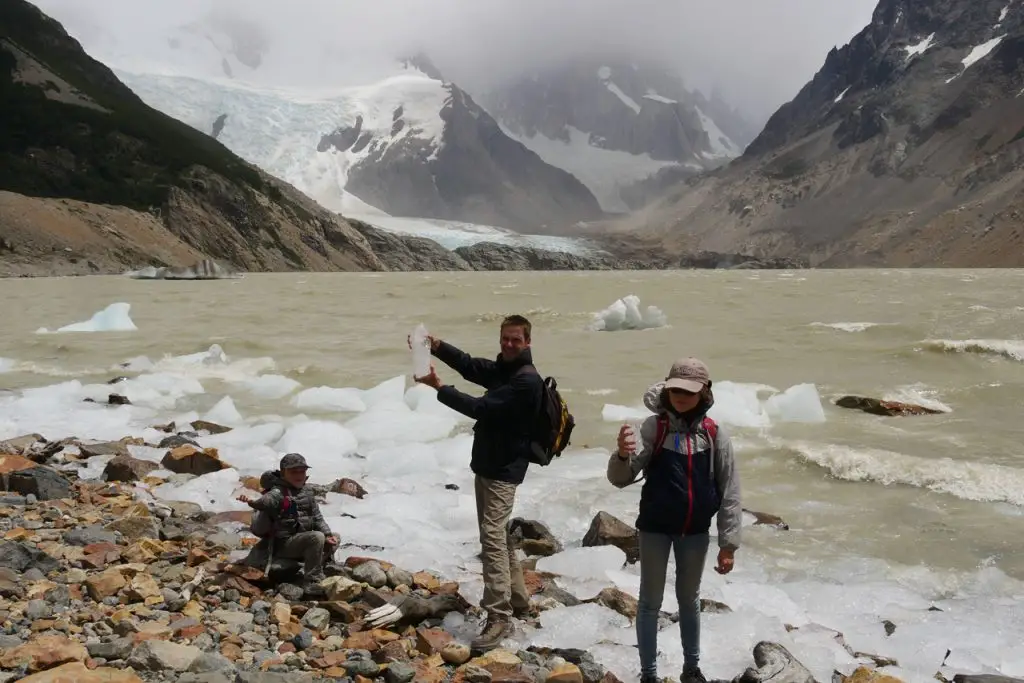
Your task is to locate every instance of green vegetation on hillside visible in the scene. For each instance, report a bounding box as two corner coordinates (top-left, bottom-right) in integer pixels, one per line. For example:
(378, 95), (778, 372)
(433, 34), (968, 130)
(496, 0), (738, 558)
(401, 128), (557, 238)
(0, 0), (276, 210)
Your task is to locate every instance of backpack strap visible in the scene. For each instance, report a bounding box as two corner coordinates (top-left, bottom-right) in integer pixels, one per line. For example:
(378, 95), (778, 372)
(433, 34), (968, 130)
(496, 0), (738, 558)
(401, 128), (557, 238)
(653, 415), (670, 455)
(702, 417), (717, 484)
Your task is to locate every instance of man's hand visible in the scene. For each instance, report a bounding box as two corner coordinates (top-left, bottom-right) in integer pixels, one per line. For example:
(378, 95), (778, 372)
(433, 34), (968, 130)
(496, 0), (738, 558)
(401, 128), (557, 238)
(414, 366), (443, 390)
(715, 548), (735, 575)
(236, 494), (254, 507)
(616, 424), (636, 458)
(407, 334), (441, 352)
(326, 534), (339, 546)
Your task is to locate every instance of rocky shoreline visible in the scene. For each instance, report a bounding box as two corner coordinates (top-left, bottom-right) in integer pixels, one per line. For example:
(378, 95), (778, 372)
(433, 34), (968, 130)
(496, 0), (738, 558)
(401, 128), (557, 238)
(0, 427), (983, 683)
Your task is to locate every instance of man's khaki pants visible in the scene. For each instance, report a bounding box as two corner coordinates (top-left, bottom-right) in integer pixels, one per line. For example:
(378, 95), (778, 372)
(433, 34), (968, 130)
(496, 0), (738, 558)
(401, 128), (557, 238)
(475, 475), (530, 618)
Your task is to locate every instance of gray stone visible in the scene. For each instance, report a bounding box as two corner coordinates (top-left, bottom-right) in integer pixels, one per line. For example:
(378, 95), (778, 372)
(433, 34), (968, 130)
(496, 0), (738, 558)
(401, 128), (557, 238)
(177, 674), (234, 683)
(87, 637), (133, 660)
(4, 464), (72, 500)
(579, 659), (606, 683)
(235, 673), (316, 683)
(24, 599), (52, 620)
(737, 641), (815, 683)
(351, 560), (387, 588)
(0, 541), (59, 574)
(187, 651), (236, 673)
(212, 609), (255, 627)
(385, 565), (415, 589)
(127, 639), (202, 672)
(300, 607), (331, 631)
(463, 664), (494, 683)
(342, 659), (381, 677)
(292, 629), (314, 650)
(384, 660), (416, 683)
(63, 524), (117, 546)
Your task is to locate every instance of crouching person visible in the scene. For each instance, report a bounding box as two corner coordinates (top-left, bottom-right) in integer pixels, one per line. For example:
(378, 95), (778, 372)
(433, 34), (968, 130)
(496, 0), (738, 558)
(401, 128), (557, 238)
(237, 453), (338, 598)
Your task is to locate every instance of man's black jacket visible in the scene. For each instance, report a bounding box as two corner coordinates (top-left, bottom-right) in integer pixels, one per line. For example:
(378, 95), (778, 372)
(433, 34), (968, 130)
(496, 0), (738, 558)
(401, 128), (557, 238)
(432, 341), (543, 484)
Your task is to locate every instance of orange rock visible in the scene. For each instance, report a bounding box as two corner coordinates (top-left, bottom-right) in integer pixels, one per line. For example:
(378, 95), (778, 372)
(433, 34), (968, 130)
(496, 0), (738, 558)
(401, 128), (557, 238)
(0, 454), (37, 475)
(18, 662), (143, 682)
(523, 570), (546, 595)
(160, 445), (227, 476)
(412, 571), (441, 591)
(0, 634), (88, 673)
(416, 626), (453, 655)
(343, 631), (380, 652)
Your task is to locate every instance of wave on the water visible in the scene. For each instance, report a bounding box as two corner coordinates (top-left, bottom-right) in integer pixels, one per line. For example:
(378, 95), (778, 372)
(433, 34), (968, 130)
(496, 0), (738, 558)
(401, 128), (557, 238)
(920, 339), (1024, 363)
(882, 384), (953, 413)
(809, 322), (884, 333)
(790, 441), (1024, 506)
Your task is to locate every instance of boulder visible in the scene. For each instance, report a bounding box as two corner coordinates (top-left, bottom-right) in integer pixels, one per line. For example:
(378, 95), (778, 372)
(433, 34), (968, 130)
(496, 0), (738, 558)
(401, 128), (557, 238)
(329, 477), (368, 499)
(584, 586), (638, 620)
(0, 455), (72, 500)
(161, 445), (228, 476)
(510, 518), (563, 557)
(103, 454), (160, 482)
(737, 642), (815, 683)
(835, 396), (943, 417)
(743, 509), (790, 530)
(581, 511), (639, 563)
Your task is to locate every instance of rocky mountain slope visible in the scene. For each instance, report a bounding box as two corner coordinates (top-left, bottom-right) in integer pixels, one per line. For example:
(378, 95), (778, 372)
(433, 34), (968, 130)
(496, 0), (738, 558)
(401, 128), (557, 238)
(610, 0), (1024, 267)
(44, 3), (604, 233)
(0, 0), (438, 276)
(483, 59), (755, 212)
(0, 1), (606, 276)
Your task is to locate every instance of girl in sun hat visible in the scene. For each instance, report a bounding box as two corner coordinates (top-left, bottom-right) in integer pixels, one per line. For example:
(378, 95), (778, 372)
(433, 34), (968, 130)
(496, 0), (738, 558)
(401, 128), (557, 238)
(607, 357), (742, 683)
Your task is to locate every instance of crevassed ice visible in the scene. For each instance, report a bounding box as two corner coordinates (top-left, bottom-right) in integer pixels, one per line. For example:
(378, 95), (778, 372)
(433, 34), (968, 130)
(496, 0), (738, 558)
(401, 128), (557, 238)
(1, 344), (1022, 682)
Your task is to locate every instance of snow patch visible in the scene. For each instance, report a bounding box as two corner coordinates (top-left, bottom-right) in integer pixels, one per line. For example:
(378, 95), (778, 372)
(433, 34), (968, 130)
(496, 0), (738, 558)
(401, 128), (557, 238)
(501, 125), (677, 213)
(905, 34), (936, 60)
(696, 106), (741, 159)
(834, 87), (851, 103)
(946, 36), (1005, 82)
(643, 89), (677, 104)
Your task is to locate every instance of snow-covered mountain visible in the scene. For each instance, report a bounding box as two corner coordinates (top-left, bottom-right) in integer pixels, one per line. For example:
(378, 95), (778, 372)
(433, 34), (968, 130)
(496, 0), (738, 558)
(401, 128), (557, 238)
(36, 5), (603, 232)
(481, 59), (758, 212)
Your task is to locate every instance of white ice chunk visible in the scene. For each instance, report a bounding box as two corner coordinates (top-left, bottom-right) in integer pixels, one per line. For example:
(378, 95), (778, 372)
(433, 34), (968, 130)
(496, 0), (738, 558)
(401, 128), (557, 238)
(291, 386), (366, 413)
(152, 468), (250, 513)
(203, 396), (245, 426)
(531, 603), (631, 650)
(241, 374), (301, 399)
(590, 295), (667, 331)
(764, 384), (826, 423)
(37, 302), (137, 333)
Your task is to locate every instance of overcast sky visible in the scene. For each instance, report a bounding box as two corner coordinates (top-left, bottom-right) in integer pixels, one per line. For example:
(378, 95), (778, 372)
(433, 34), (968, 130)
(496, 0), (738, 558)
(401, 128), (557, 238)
(37, 0), (878, 123)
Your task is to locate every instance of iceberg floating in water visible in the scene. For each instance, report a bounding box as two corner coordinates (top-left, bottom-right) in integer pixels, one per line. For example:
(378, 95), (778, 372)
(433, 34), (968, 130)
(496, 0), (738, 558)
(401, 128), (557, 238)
(126, 258), (242, 280)
(36, 302), (138, 334)
(590, 294), (667, 331)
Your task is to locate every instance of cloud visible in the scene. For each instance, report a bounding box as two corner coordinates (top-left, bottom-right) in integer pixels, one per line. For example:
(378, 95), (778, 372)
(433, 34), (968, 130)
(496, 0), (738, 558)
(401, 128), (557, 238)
(33, 0), (879, 122)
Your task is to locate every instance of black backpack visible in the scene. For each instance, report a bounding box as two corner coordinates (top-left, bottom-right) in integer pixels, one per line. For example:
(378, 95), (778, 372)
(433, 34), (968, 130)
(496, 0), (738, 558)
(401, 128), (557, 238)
(519, 366), (575, 466)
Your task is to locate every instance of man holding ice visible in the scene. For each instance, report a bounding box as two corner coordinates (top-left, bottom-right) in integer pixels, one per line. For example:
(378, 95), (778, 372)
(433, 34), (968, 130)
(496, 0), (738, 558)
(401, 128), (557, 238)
(410, 315), (543, 651)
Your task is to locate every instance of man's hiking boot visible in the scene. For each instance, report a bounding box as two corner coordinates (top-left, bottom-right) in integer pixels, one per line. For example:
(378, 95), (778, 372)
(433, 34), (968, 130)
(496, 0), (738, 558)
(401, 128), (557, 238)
(681, 666), (708, 683)
(302, 574), (327, 599)
(640, 676), (661, 683)
(470, 614), (511, 652)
